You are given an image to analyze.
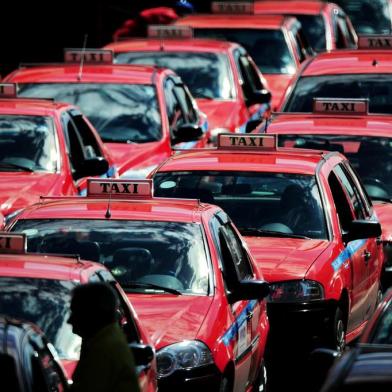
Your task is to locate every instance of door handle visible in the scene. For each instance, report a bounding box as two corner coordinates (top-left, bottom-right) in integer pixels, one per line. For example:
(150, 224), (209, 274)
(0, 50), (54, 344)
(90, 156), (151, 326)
(363, 250), (371, 263)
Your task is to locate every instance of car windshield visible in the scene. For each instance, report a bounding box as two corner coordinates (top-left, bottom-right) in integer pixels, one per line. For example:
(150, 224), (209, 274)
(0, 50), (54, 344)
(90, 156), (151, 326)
(12, 219), (210, 295)
(115, 51), (235, 100)
(335, 0), (392, 34)
(18, 83), (162, 143)
(369, 299), (392, 344)
(194, 28), (296, 74)
(283, 75), (392, 114)
(279, 134), (392, 201)
(154, 171), (327, 239)
(294, 15), (326, 51)
(0, 115), (57, 172)
(0, 277), (80, 360)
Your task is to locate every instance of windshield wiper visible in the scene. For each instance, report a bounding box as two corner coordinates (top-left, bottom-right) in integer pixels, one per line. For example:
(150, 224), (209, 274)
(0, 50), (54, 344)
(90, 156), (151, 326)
(0, 161), (34, 172)
(121, 281), (182, 295)
(238, 227), (310, 240)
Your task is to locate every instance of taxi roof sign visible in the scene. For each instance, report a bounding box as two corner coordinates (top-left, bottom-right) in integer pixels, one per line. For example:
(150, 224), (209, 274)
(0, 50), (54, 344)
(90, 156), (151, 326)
(218, 133), (277, 150)
(0, 83), (17, 98)
(211, 1), (254, 14)
(358, 35), (392, 49)
(87, 179), (153, 198)
(64, 49), (114, 64)
(148, 25), (193, 39)
(313, 98), (369, 115)
(0, 233), (26, 254)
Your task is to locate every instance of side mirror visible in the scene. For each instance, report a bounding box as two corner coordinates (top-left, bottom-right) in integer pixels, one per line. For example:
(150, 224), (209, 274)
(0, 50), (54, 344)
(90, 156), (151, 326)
(344, 219), (382, 243)
(229, 280), (270, 303)
(129, 343), (155, 367)
(251, 89), (272, 105)
(173, 123), (203, 144)
(79, 157), (109, 178)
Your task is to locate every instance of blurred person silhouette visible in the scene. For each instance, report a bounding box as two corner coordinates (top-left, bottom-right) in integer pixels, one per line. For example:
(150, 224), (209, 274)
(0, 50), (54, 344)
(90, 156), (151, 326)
(68, 282), (140, 392)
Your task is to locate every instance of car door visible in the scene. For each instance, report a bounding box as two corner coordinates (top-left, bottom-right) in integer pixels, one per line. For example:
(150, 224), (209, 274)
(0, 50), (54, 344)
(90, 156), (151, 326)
(328, 164), (371, 330)
(211, 213), (262, 391)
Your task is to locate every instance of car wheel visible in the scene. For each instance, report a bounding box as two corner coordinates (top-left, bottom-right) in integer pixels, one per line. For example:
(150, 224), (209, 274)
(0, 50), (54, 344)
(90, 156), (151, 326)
(254, 360), (267, 392)
(327, 307), (346, 353)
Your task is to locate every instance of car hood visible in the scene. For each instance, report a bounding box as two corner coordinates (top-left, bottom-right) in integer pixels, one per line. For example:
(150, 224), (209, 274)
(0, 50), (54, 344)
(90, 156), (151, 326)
(374, 202), (392, 242)
(127, 294), (213, 349)
(263, 74), (294, 110)
(244, 237), (330, 282)
(0, 172), (60, 216)
(106, 141), (171, 177)
(196, 99), (240, 132)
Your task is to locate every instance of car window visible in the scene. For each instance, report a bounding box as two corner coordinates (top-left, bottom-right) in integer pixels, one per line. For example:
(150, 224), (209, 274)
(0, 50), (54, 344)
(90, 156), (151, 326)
(283, 74), (392, 114)
(115, 51), (235, 100)
(13, 219), (211, 296)
(0, 115), (57, 173)
(195, 28), (296, 74)
(164, 78), (187, 132)
(18, 83), (162, 143)
(293, 14), (326, 51)
(154, 171), (327, 239)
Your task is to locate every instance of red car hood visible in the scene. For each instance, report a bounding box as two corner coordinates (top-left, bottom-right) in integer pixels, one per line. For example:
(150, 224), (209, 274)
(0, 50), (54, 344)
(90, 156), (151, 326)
(127, 294), (213, 349)
(106, 141), (170, 176)
(244, 237), (330, 282)
(374, 202), (392, 242)
(196, 99), (240, 132)
(263, 74), (294, 111)
(0, 172), (60, 216)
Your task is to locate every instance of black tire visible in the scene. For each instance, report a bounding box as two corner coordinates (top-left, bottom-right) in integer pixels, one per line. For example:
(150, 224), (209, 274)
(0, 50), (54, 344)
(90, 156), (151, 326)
(326, 307), (346, 353)
(254, 360), (267, 392)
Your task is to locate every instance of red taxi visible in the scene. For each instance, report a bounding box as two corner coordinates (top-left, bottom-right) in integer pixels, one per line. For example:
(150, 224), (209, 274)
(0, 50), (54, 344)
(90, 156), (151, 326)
(151, 134), (383, 355)
(262, 98), (392, 289)
(0, 232), (157, 391)
(0, 83), (114, 222)
(174, 2), (313, 109)
(4, 49), (208, 179)
(6, 179), (270, 392)
(105, 26), (272, 138)
(280, 35), (392, 112)
(255, 1), (357, 52)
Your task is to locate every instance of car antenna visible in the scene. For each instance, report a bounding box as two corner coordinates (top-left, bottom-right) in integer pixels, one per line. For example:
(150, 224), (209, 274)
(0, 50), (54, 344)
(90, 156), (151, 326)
(105, 184), (113, 219)
(77, 34), (88, 82)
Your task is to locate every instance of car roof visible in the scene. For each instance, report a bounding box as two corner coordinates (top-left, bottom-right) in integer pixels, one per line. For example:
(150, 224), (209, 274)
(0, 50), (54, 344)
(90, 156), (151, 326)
(14, 197), (219, 224)
(176, 14), (289, 29)
(0, 98), (72, 116)
(155, 148), (328, 176)
(106, 38), (240, 54)
(0, 253), (98, 281)
(268, 113), (392, 137)
(255, 0), (326, 15)
(301, 50), (392, 76)
(5, 64), (169, 85)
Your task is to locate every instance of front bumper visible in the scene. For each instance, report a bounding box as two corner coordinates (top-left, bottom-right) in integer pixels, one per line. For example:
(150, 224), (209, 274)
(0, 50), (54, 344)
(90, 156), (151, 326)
(158, 364), (221, 392)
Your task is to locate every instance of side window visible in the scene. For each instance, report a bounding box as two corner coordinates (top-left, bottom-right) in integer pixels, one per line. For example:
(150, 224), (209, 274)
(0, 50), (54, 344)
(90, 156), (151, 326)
(70, 114), (104, 159)
(289, 27), (307, 63)
(334, 164), (367, 219)
(233, 49), (253, 104)
(173, 84), (198, 124)
(328, 171), (354, 233)
(220, 224), (253, 281)
(164, 78), (187, 132)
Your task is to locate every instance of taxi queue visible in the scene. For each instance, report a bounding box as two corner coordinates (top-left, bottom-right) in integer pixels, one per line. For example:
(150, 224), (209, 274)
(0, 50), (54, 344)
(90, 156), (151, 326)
(2, 1), (392, 391)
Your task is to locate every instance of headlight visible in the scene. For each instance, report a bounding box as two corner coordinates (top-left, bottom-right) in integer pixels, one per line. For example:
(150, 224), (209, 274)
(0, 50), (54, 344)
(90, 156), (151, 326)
(120, 164), (157, 179)
(157, 340), (213, 378)
(268, 280), (324, 303)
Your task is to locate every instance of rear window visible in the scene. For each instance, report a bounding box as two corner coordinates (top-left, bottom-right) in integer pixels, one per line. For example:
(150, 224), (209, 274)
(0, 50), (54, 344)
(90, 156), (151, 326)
(283, 74), (392, 114)
(194, 28), (296, 74)
(294, 15), (326, 51)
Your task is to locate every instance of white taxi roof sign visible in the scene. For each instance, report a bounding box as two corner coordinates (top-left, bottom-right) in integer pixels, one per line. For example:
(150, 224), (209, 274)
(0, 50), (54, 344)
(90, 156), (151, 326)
(0, 233), (26, 254)
(218, 133), (277, 150)
(87, 179), (153, 198)
(358, 35), (392, 49)
(211, 1), (254, 14)
(64, 49), (113, 64)
(313, 98), (369, 115)
(0, 84), (17, 98)
(148, 25), (193, 39)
